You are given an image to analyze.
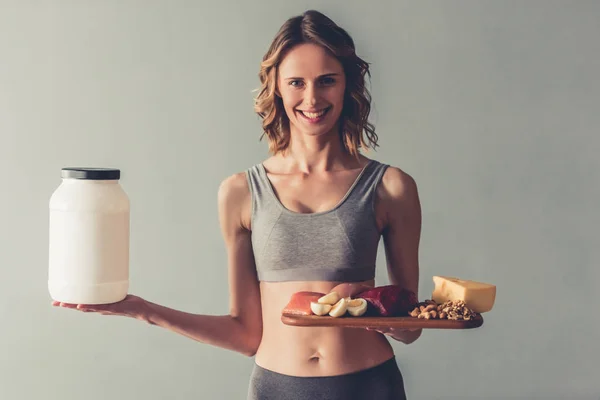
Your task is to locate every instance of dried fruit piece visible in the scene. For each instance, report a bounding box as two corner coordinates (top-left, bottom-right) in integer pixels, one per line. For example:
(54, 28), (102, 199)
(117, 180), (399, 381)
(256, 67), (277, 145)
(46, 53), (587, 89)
(406, 298), (480, 321)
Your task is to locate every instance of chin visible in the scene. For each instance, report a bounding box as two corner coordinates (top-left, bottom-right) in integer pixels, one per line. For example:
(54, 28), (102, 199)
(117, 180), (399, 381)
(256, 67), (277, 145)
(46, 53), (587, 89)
(294, 124), (338, 138)
(293, 116), (342, 138)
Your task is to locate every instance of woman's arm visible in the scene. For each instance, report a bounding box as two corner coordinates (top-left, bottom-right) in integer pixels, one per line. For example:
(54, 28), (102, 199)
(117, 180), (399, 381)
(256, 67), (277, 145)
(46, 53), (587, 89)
(377, 166), (423, 345)
(145, 173), (263, 356)
(56, 173), (263, 357)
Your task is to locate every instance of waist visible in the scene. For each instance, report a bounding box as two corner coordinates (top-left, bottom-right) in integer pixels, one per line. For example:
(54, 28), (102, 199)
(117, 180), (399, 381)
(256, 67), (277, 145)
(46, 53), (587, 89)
(255, 311), (394, 377)
(257, 265), (375, 282)
(255, 280), (393, 376)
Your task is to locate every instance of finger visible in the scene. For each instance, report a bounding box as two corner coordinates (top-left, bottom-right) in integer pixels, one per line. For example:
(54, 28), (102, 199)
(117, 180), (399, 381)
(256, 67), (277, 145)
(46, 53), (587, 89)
(366, 327), (386, 334)
(77, 303), (112, 313)
(60, 302), (79, 309)
(330, 283), (374, 298)
(391, 328), (420, 332)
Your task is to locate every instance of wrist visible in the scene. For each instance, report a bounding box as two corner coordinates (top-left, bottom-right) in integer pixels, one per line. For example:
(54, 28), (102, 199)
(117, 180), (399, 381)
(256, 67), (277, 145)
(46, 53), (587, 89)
(391, 328), (422, 344)
(138, 299), (157, 324)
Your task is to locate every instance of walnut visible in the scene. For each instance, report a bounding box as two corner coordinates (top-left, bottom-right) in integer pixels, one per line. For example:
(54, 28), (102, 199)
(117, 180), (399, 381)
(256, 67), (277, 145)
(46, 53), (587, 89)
(409, 299), (479, 321)
(439, 300), (478, 320)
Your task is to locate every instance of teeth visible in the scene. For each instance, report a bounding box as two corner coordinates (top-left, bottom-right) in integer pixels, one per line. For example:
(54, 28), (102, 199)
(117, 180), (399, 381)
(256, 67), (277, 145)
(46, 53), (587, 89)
(301, 109), (327, 119)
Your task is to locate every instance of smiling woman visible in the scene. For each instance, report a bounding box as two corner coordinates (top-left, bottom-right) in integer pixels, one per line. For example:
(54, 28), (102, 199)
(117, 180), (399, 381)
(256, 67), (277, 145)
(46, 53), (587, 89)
(278, 45), (345, 133)
(53, 9), (421, 400)
(254, 10), (378, 157)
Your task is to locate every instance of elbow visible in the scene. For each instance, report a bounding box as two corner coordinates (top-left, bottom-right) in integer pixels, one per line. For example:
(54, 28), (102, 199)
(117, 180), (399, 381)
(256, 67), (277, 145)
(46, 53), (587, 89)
(241, 331), (262, 357)
(233, 316), (262, 357)
(243, 347), (258, 358)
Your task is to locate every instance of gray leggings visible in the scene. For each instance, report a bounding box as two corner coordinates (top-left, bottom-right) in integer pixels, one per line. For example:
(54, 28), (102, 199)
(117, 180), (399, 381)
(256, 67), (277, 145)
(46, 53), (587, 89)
(246, 357), (407, 400)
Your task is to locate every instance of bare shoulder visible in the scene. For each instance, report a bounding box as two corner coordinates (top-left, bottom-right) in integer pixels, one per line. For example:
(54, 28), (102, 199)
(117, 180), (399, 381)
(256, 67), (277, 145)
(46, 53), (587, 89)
(375, 165), (421, 230)
(378, 165), (419, 203)
(218, 171), (250, 201)
(217, 171), (252, 232)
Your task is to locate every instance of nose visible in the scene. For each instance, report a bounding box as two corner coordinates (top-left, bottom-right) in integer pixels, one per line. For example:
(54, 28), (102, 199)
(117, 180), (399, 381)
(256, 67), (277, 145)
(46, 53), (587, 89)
(303, 83), (318, 107)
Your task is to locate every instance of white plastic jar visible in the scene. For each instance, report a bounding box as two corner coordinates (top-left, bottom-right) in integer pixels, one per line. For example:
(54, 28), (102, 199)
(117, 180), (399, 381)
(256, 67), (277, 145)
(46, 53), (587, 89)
(48, 167), (130, 304)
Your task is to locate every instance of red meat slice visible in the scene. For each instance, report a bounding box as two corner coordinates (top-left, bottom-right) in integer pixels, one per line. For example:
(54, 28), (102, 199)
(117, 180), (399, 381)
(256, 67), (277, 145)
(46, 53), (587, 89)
(282, 291), (325, 316)
(356, 285), (418, 317)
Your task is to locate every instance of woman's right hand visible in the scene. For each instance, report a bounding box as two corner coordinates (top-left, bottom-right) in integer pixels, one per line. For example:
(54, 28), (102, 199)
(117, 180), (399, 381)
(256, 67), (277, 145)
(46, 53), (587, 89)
(51, 294), (149, 322)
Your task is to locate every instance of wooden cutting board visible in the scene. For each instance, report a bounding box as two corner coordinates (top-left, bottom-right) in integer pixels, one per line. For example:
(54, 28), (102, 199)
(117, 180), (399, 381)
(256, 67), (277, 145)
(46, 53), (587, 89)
(281, 313), (484, 330)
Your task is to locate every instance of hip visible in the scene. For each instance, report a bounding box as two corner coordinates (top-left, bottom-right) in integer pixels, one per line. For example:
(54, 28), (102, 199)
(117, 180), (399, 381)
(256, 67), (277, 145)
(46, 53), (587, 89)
(247, 356), (407, 400)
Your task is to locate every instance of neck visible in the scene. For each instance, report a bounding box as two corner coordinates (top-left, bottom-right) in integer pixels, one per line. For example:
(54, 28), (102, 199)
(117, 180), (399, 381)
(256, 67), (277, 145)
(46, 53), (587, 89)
(281, 124), (359, 173)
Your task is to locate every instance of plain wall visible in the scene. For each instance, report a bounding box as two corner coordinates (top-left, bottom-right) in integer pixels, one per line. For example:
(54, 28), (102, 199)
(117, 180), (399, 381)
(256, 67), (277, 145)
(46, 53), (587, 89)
(1, 1), (598, 399)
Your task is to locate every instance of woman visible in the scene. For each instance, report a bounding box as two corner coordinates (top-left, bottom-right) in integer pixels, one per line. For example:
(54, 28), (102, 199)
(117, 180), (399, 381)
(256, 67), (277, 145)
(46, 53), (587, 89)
(53, 10), (422, 400)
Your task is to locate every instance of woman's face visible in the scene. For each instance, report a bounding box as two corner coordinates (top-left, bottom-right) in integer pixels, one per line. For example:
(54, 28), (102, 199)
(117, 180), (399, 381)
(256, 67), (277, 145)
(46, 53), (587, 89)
(277, 43), (346, 139)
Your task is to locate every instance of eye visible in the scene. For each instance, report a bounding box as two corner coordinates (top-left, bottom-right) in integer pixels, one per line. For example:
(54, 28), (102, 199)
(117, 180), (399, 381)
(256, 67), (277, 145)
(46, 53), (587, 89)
(288, 80), (304, 88)
(320, 77), (336, 85)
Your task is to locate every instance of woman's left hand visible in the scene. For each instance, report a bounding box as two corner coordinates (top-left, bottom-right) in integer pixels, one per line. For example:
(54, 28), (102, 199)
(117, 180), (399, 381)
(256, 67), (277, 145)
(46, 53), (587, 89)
(366, 326), (422, 344)
(366, 326), (419, 336)
(328, 282), (373, 298)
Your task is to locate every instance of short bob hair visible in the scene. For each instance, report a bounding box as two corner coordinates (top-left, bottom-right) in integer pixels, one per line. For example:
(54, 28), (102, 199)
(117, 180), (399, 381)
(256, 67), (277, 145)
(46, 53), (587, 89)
(254, 10), (378, 156)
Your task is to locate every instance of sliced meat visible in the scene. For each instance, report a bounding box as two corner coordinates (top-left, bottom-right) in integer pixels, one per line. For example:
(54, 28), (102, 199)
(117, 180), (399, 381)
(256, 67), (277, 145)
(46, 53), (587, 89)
(282, 291), (325, 316)
(356, 285), (418, 317)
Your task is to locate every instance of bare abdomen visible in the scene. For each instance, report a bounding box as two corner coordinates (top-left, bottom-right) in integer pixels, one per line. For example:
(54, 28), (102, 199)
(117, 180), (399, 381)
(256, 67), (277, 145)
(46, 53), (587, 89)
(254, 280), (395, 377)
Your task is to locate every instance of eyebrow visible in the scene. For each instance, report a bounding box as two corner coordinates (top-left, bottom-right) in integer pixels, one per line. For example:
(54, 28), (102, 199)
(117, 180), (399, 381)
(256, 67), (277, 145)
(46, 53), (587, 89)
(283, 73), (340, 80)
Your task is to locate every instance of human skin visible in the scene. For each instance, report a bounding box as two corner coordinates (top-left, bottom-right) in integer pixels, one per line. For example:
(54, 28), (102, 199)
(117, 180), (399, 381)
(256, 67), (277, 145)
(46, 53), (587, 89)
(53, 43), (422, 378)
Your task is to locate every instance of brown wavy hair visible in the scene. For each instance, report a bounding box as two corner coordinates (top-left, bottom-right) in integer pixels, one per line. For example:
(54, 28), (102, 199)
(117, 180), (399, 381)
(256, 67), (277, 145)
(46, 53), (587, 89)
(254, 10), (378, 156)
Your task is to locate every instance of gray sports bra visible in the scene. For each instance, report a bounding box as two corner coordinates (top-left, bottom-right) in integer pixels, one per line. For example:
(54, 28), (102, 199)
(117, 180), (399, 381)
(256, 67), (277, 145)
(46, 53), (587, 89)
(245, 159), (389, 282)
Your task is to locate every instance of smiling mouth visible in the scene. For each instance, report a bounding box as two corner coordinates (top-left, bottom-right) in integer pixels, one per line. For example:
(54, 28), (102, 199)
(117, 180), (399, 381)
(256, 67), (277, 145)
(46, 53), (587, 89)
(297, 107), (331, 120)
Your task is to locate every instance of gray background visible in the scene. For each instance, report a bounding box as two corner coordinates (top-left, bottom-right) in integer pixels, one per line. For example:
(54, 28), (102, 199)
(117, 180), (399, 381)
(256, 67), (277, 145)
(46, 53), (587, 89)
(1, 1), (598, 399)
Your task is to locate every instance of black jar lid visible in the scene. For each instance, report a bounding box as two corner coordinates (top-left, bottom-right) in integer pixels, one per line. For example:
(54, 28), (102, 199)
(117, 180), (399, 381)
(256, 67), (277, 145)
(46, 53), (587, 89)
(61, 167), (121, 180)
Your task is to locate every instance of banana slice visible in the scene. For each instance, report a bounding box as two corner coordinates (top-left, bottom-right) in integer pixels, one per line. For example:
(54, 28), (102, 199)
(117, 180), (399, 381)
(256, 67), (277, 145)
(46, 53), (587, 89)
(328, 298), (348, 317)
(347, 298), (367, 317)
(310, 302), (333, 316)
(318, 291), (341, 305)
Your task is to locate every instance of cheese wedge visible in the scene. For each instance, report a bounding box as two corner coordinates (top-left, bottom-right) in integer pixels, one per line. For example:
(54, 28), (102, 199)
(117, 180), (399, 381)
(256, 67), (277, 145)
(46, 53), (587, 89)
(431, 276), (496, 313)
